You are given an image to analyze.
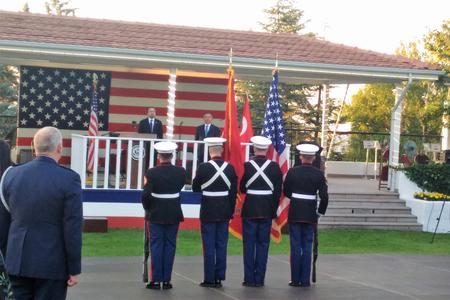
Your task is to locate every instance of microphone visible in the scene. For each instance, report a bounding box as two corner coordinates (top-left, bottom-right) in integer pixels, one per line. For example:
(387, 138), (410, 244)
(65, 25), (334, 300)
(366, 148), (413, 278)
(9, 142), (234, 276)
(104, 120), (137, 137)
(178, 121), (183, 140)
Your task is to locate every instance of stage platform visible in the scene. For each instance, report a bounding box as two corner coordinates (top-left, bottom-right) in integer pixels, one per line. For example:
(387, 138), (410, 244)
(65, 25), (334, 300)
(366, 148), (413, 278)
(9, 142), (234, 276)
(68, 254), (450, 300)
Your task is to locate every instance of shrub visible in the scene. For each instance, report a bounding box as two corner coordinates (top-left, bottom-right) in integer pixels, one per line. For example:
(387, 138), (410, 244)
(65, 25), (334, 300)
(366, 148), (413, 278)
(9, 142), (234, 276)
(402, 163), (450, 195)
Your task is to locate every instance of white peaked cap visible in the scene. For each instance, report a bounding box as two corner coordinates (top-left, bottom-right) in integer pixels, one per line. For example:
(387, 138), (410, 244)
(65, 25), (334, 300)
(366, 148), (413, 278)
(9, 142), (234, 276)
(204, 137), (226, 146)
(296, 143), (319, 155)
(154, 141), (177, 153)
(250, 136), (272, 149)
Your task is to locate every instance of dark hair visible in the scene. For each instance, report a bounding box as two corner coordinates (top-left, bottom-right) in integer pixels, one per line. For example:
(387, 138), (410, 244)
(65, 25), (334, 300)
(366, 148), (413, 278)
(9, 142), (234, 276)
(158, 153), (173, 161)
(0, 140), (13, 177)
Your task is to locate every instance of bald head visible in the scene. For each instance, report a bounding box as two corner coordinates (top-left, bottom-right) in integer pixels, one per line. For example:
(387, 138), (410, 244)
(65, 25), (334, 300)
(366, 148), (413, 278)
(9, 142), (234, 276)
(33, 126), (63, 160)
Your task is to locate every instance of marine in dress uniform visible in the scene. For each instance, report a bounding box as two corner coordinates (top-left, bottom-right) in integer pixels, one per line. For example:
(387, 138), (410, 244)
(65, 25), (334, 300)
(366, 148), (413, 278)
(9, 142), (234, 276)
(192, 137), (237, 288)
(283, 144), (328, 287)
(141, 141), (186, 290)
(0, 127), (83, 300)
(240, 136), (283, 287)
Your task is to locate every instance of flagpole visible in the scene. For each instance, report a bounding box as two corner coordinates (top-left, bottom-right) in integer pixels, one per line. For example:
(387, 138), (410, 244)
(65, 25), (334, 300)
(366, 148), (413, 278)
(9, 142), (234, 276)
(274, 52), (279, 75)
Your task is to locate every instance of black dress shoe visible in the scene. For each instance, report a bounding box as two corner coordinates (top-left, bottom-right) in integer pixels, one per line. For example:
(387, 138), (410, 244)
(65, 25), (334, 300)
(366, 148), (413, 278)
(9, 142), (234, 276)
(200, 281), (217, 288)
(162, 282), (173, 290)
(215, 280), (222, 288)
(288, 281), (301, 287)
(242, 282), (255, 287)
(254, 282), (264, 287)
(300, 282), (311, 287)
(146, 282), (161, 290)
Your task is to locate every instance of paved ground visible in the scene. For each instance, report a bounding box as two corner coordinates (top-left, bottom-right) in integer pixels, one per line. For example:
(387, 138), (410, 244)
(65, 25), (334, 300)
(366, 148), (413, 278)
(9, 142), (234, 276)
(68, 254), (450, 300)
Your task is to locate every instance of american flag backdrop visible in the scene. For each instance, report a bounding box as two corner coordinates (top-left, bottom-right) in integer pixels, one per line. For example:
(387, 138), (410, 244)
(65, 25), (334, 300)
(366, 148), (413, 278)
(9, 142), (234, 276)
(260, 70), (289, 242)
(17, 66), (227, 165)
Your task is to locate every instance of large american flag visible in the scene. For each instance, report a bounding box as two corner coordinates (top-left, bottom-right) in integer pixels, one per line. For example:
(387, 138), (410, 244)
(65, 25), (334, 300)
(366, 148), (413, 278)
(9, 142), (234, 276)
(17, 66), (227, 165)
(261, 70), (289, 242)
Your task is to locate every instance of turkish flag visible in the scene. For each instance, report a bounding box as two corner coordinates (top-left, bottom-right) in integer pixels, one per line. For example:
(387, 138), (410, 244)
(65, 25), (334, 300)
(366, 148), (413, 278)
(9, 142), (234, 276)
(239, 94), (254, 159)
(223, 67), (244, 239)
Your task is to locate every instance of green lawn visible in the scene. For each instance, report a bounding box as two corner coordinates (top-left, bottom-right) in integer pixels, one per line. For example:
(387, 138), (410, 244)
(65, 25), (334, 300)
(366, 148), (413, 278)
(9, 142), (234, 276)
(82, 229), (450, 257)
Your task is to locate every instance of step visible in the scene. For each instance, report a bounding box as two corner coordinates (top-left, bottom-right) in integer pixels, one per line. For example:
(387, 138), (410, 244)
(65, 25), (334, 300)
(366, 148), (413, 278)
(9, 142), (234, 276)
(321, 214), (418, 223)
(326, 206), (413, 215)
(318, 222), (422, 231)
(328, 193), (399, 200)
(328, 200), (407, 208)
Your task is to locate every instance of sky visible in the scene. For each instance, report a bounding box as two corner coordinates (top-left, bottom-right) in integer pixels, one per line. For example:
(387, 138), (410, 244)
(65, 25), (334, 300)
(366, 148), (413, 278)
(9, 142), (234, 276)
(2, 0), (448, 54)
(1, 0), (449, 100)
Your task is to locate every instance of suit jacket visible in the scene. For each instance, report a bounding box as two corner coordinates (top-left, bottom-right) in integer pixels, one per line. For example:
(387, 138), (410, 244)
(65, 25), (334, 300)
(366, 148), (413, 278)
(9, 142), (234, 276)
(141, 163), (186, 224)
(138, 117), (164, 139)
(194, 124), (221, 160)
(192, 158), (237, 222)
(0, 156), (83, 280)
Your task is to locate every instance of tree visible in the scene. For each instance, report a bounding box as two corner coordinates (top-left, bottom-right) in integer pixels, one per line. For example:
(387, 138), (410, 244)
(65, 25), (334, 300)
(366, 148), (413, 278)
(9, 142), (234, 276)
(236, 0), (329, 146)
(424, 20), (450, 73)
(343, 37), (449, 161)
(45, 0), (77, 16)
(0, 66), (18, 104)
(260, 0), (306, 34)
(22, 2), (30, 13)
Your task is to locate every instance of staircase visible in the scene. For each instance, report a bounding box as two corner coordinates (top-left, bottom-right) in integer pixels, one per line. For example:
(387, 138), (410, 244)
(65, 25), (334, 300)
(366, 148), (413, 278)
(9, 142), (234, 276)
(319, 192), (422, 230)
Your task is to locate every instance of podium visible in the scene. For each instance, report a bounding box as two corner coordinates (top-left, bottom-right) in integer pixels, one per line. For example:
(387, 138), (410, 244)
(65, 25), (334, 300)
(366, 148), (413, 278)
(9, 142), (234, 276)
(118, 132), (156, 188)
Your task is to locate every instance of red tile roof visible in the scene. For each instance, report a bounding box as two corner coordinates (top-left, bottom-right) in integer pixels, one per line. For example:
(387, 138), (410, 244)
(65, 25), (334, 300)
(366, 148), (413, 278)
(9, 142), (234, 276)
(0, 11), (440, 71)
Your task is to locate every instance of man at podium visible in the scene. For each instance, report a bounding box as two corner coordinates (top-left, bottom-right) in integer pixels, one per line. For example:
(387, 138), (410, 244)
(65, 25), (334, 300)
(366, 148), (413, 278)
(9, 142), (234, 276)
(138, 107), (164, 139)
(138, 107), (163, 168)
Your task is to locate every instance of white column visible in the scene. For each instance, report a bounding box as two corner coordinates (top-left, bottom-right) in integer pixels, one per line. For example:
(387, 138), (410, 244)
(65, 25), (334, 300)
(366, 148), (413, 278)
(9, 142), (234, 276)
(321, 84), (329, 157)
(388, 80), (412, 191)
(166, 69), (177, 140)
(442, 115), (449, 151)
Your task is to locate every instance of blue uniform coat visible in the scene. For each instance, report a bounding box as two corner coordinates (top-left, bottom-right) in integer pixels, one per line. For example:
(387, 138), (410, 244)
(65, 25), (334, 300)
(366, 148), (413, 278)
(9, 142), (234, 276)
(0, 156), (83, 280)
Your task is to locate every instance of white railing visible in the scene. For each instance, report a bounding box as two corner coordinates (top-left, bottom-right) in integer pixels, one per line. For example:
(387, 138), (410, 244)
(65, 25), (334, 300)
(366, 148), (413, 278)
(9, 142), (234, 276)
(71, 134), (290, 190)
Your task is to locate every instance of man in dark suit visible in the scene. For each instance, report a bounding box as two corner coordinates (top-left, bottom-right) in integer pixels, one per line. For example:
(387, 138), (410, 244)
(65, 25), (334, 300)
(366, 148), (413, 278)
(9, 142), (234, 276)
(138, 107), (164, 168)
(138, 107), (164, 139)
(141, 141), (186, 290)
(0, 126), (83, 300)
(194, 113), (221, 163)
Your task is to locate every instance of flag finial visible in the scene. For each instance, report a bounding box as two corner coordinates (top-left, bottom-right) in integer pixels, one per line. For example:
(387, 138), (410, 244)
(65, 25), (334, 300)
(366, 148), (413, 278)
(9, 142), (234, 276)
(273, 53), (279, 75)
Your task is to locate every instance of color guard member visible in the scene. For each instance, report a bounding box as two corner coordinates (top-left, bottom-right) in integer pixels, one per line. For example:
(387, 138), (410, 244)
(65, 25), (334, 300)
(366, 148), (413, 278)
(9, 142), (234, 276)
(240, 136), (282, 287)
(283, 143), (328, 287)
(192, 137), (237, 288)
(141, 141), (186, 290)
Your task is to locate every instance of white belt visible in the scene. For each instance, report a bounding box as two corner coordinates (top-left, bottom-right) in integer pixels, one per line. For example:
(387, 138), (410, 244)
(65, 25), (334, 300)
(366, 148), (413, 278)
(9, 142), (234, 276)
(202, 191), (229, 197)
(291, 193), (316, 200)
(151, 193), (180, 199)
(247, 189), (273, 195)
